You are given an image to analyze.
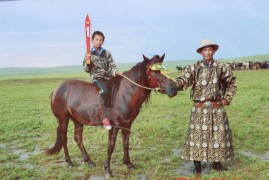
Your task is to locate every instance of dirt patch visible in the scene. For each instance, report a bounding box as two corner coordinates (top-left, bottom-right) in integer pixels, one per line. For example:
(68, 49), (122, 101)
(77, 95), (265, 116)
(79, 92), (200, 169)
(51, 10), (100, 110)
(89, 176), (105, 180)
(173, 161), (193, 176)
(162, 157), (171, 163)
(172, 148), (181, 156)
(13, 149), (30, 161)
(239, 150), (269, 161)
(32, 145), (41, 156)
(260, 151), (269, 161)
(0, 144), (6, 149)
(22, 163), (35, 169)
(239, 150), (257, 159)
(173, 161), (212, 177)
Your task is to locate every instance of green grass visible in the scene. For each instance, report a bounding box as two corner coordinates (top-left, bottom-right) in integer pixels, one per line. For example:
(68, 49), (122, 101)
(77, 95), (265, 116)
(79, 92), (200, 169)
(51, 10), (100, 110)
(0, 65), (269, 179)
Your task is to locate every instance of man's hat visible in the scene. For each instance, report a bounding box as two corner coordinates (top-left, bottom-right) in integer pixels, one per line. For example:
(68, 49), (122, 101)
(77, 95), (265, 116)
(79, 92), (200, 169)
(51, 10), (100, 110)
(196, 39), (219, 53)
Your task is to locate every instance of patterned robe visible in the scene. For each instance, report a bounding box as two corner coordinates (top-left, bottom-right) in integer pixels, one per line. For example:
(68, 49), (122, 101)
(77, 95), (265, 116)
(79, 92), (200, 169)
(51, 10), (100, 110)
(176, 60), (237, 162)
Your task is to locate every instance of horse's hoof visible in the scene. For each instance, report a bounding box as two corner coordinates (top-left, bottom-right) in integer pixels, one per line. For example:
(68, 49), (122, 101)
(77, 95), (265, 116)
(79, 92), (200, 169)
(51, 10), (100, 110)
(105, 173), (112, 178)
(127, 164), (135, 171)
(68, 163), (74, 168)
(87, 161), (96, 167)
(128, 166), (135, 171)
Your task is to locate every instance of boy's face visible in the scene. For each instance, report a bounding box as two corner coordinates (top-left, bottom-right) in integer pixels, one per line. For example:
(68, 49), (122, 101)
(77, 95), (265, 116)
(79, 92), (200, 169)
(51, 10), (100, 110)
(92, 34), (104, 49)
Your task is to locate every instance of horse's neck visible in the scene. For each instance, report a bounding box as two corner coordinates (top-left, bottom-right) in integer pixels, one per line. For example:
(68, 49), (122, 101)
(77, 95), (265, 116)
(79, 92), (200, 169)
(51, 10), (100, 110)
(115, 76), (150, 119)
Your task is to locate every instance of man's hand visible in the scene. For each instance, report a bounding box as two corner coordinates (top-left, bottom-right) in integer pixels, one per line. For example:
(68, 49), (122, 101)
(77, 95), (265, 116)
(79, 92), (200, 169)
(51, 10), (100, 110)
(221, 99), (229, 106)
(176, 80), (184, 91)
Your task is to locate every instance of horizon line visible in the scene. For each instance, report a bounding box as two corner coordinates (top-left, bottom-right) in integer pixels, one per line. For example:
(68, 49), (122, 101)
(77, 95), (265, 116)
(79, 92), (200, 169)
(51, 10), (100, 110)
(0, 54), (268, 69)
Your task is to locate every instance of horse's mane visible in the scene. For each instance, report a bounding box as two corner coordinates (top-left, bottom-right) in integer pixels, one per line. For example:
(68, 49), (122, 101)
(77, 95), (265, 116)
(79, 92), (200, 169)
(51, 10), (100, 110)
(107, 60), (151, 107)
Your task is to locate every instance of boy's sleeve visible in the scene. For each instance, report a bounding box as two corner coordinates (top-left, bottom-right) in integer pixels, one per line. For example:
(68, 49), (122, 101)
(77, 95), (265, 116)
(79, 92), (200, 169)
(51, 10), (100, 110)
(107, 52), (118, 76)
(82, 56), (93, 73)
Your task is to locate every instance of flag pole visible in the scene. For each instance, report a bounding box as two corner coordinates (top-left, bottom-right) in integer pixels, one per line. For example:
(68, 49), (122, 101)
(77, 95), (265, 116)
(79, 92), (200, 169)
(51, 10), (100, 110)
(85, 14), (91, 64)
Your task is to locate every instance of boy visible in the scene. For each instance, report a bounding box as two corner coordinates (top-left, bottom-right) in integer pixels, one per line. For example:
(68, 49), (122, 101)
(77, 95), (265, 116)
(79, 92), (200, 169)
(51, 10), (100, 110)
(83, 31), (121, 130)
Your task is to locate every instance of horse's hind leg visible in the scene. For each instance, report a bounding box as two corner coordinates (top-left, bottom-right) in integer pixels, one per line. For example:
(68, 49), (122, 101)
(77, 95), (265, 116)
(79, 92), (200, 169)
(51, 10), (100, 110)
(60, 118), (74, 167)
(73, 121), (96, 167)
(122, 128), (135, 170)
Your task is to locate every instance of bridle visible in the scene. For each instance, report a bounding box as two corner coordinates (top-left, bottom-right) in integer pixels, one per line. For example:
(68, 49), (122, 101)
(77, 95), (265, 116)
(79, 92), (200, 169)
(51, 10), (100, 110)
(146, 70), (167, 93)
(119, 63), (176, 92)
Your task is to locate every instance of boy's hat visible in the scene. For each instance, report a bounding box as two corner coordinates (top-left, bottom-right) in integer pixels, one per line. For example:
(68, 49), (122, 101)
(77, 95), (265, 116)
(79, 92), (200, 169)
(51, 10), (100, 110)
(196, 39), (219, 53)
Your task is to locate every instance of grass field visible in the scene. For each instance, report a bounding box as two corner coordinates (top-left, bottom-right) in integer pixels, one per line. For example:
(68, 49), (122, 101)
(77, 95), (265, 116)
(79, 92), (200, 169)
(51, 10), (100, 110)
(0, 60), (269, 179)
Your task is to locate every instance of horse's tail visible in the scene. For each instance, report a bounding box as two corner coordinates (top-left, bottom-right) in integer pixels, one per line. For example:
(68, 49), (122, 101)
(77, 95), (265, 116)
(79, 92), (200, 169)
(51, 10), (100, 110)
(45, 126), (62, 155)
(45, 91), (63, 155)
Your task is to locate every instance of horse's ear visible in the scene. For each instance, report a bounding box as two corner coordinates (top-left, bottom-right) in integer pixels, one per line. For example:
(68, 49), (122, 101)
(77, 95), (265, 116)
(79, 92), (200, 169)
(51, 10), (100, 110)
(142, 54), (150, 64)
(160, 53), (165, 62)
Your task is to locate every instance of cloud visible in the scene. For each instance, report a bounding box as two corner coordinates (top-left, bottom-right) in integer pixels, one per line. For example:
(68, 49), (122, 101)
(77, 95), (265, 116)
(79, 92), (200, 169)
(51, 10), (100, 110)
(0, 0), (21, 2)
(0, 0), (268, 67)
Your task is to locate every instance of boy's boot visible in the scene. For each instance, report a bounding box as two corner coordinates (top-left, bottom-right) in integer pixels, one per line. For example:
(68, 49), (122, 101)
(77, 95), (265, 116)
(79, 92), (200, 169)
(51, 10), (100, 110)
(100, 93), (111, 130)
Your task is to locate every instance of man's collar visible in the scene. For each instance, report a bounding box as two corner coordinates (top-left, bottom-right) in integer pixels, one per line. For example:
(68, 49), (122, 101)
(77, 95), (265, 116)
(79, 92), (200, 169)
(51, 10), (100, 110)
(203, 59), (214, 67)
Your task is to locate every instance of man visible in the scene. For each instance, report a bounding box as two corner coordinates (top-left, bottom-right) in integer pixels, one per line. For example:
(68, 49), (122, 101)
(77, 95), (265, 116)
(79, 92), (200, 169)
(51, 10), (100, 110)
(176, 39), (237, 174)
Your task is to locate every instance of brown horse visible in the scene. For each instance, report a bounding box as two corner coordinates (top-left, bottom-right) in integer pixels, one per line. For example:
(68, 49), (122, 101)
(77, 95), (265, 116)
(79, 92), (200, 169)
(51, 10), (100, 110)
(46, 54), (178, 177)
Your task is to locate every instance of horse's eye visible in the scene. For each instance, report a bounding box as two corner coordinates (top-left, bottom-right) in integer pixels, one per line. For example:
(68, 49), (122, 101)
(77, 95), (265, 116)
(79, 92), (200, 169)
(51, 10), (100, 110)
(153, 70), (161, 74)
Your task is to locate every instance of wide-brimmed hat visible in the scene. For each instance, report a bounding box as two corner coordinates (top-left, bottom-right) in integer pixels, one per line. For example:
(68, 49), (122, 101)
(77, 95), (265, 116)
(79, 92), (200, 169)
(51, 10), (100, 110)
(196, 39), (219, 53)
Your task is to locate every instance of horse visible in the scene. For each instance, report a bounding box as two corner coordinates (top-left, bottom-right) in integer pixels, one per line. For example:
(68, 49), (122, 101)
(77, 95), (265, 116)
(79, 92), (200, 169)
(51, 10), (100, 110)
(176, 66), (183, 71)
(46, 54), (178, 177)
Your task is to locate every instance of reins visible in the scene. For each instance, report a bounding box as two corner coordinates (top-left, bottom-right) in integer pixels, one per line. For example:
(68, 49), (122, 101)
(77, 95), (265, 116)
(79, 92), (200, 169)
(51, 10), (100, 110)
(118, 74), (161, 92)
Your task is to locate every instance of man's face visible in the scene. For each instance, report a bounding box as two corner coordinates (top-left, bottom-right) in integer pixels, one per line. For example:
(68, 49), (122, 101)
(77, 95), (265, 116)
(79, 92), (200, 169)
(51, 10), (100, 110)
(200, 46), (215, 61)
(92, 34), (104, 49)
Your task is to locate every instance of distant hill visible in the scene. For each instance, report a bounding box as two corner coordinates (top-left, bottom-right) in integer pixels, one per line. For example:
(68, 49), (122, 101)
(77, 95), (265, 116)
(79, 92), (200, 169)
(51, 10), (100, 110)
(0, 66), (85, 80)
(1, 54), (268, 80)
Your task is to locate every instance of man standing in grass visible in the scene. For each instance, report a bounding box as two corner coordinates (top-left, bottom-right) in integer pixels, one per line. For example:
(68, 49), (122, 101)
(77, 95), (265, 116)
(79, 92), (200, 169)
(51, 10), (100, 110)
(176, 39), (237, 174)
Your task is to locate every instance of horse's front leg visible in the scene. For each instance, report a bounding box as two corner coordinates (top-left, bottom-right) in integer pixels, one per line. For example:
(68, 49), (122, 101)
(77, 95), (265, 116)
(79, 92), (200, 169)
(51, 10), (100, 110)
(104, 127), (119, 178)
(122, 127), (135, 170)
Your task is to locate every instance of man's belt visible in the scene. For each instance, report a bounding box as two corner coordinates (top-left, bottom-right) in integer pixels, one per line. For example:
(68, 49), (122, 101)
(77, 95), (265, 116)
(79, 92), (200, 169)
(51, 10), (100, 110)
(194, 101), (221, 108)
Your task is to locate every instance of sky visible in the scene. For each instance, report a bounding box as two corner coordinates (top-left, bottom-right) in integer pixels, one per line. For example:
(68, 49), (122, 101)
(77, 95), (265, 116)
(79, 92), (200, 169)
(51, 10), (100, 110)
(0, 0), (268, 67)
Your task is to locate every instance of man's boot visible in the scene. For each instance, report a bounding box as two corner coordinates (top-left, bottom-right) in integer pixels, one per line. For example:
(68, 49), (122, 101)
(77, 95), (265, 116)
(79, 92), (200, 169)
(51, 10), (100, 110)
(193, 161), (202, 174)
(212, 161), (228, 171)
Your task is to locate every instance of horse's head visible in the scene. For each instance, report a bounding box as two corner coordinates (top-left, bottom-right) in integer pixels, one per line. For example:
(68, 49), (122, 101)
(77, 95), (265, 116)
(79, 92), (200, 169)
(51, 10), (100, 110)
(143, 54), (178, 98)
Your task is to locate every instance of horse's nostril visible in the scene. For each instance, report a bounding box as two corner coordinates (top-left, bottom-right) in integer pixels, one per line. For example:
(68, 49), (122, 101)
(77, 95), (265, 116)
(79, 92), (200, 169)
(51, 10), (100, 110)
(168, 84), (176, 94)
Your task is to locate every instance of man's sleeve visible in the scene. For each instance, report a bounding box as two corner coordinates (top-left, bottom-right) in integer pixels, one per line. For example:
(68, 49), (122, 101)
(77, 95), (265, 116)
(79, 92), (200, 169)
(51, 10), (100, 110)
(221, 64), (237, 104)
(176, 64), (195, 91)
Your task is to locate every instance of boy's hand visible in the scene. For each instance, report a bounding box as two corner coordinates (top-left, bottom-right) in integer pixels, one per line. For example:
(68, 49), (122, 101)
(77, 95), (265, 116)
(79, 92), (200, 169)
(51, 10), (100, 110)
(116, 70), (122, 76)
(85, 54), (91, 59)
(84, 54), (91, 65)
(112, 70), (121, 77)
